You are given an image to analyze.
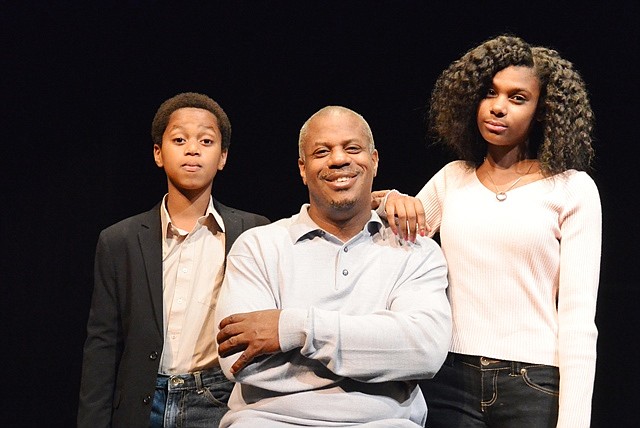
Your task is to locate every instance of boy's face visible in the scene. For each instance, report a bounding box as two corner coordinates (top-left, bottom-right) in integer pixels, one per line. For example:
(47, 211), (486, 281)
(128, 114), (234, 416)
(153, 107), (227, 196)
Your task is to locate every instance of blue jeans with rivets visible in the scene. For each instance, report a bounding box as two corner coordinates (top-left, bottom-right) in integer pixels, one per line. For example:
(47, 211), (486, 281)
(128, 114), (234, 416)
(420, 352), (559, 428)
(149, 367), (233, 428)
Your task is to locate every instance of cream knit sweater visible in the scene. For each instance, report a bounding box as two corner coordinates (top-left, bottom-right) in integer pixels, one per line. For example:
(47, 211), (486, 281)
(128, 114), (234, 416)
(416, 161), (601, 428)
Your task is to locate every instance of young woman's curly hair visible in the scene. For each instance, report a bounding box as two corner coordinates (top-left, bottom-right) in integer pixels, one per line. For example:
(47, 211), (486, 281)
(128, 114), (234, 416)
(428, 34), (595, 174)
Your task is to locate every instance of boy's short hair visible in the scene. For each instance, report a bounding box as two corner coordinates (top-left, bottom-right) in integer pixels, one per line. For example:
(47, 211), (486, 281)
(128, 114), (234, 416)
(151, 92), (232, 150)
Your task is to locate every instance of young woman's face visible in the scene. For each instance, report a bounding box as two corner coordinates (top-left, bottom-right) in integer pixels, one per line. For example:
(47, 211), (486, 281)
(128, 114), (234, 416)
(476, 65), (541, 149)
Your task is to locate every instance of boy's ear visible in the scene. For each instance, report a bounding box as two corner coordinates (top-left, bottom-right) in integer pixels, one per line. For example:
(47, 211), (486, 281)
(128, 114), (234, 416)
(218, 149), (228, 171)
(153, 144), (163, 167)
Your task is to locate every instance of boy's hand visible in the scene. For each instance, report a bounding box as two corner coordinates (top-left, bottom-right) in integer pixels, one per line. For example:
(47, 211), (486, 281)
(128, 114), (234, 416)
(217, 309), (282, 374)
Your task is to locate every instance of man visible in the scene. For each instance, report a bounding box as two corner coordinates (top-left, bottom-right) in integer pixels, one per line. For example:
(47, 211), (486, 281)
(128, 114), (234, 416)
(78, 92), (270, 427)
(214, 106), (452, 427)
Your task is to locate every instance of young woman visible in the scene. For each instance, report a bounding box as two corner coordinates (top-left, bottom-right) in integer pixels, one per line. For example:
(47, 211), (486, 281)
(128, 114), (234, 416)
(376, 35), (601, 427)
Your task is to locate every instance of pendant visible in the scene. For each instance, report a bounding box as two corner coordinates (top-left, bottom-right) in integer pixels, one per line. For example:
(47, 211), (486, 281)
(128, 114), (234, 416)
(496, 192), (507, 202)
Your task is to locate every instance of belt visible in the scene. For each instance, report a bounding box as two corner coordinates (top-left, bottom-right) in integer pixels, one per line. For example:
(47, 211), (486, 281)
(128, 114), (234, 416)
(156, 367), (224, 392)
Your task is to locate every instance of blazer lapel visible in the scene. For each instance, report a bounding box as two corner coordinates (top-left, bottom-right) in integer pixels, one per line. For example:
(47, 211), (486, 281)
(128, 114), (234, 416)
(215, 200), (242, 255)
(138, 205), (164, 336)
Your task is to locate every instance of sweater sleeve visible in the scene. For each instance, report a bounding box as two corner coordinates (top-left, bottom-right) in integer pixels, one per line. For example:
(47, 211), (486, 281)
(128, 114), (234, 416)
(415, 161), (464, 236)
(556, 172), (602, 428)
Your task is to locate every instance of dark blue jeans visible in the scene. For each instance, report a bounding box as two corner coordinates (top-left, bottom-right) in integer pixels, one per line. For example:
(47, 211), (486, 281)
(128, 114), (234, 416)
(150, 367), (234, 428)
(420, 353), (559, 428)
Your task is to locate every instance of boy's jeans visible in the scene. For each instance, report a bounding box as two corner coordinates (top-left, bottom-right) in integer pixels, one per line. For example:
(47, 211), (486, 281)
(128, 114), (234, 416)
(150, 367), (233, 428)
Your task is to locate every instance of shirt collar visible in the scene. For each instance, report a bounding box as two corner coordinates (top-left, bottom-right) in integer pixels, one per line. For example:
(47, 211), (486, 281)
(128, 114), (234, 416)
(288, 204), (385, 243)
(160, 194), (225, 239)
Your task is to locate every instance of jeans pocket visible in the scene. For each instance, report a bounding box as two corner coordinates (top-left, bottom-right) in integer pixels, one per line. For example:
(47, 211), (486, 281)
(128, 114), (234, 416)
(520, 365), (560, 396)
(200, 379), (234, 407)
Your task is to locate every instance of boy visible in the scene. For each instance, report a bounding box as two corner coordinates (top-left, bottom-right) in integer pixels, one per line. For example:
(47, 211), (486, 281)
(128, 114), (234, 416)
(78, 93), (269, 427)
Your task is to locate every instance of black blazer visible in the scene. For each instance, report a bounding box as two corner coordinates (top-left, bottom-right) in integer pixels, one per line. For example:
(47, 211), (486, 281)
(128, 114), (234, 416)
(77, 200), (269, 428)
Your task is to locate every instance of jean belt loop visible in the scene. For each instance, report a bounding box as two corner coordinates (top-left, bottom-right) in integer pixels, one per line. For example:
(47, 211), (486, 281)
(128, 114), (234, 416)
(511, 361), (521, 376)
(194, 371), (205, 394)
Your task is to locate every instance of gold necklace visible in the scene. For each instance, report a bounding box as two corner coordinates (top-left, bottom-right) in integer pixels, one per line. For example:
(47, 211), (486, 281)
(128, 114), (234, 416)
(485, 161), (536, 202)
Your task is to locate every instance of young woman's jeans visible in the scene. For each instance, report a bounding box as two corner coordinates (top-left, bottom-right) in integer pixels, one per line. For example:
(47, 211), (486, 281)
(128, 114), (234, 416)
(420, 352), (559, 428)
(149, 367), (233, 428)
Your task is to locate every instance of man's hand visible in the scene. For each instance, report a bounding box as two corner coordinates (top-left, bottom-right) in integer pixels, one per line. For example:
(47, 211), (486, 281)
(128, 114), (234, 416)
(217, 309), (282, 374)
(384, 191), (429, 242)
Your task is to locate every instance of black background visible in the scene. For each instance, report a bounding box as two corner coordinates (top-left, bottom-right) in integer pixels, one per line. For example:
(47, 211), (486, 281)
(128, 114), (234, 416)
(2, 1), (638, 426)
